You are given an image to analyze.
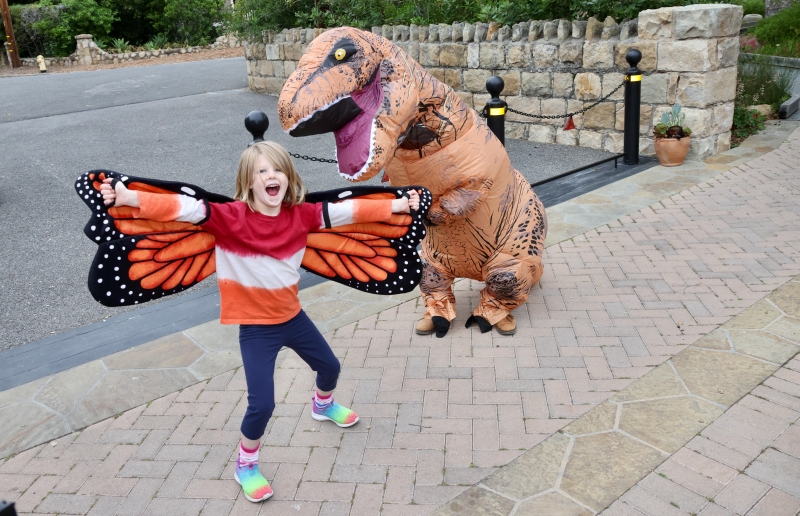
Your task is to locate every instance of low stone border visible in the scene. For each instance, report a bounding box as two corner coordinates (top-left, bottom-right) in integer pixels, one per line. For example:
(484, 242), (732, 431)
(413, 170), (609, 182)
(781, 94), (800, 120)
(0, 121), (796, 460)
(741, 52), (800, 70)
(433, 278), (800, 515)
(20, 34), (241, 68)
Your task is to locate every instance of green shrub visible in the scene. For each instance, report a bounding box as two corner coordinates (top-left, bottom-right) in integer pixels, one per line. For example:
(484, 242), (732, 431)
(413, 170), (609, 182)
(740, 0), (765, 16)
(155, 0), (224, 46)
(752, 1), (800, 46)
(102, 0), (166, 46)
(7, 3), (60, 57)
(732, 105), (766, 139)
(110, 37), (129, 52)
(738, 54), (797, 111)
(150, 33), (169, 49)
(228, 0), (735, 40)
(32, 0), (116, 56)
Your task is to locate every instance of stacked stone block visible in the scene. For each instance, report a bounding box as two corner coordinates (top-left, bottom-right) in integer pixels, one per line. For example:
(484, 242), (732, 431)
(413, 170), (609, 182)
(245, 4), (742, 159)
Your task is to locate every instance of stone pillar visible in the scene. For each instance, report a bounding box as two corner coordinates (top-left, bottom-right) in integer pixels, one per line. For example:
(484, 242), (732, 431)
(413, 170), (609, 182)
(639, 4), (743, 158)
(74, 34), (99, 65)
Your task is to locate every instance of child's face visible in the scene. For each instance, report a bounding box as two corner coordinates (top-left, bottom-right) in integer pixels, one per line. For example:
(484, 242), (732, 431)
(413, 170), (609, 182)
(250, 154), (288, 215)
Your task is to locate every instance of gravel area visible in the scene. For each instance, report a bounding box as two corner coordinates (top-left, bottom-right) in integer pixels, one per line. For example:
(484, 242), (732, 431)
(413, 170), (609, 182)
(1, 54), (614, 351)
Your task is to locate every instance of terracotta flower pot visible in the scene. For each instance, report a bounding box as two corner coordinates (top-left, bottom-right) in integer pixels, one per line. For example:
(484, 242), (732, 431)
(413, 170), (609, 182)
(654, 137), (690, 167)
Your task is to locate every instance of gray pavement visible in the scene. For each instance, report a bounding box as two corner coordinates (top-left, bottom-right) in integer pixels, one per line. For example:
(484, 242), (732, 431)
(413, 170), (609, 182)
(0, 57), (614, 351)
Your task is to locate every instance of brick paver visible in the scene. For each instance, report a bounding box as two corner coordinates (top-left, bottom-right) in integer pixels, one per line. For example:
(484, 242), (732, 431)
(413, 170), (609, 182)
(3, 129), (800, 514)
(601, 356), (800, 516)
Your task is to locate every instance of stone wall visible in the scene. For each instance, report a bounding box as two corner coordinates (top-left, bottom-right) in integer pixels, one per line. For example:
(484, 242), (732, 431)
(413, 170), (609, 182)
(245, 4), (742, 159)
(21, 34), (241, 68)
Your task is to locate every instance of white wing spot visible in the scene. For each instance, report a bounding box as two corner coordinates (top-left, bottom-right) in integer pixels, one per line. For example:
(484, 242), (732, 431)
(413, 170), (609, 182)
(181, 186), (196, 196)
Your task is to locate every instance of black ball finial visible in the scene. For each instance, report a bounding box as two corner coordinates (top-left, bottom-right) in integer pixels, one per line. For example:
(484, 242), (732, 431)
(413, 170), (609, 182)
(625, 49), (642, 70)
(486, 76), (505, 99)
(245, 111), (269, 146)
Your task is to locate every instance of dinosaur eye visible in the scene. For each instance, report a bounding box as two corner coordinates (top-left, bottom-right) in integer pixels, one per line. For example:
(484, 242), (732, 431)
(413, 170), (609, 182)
(334, 48), (346, 60)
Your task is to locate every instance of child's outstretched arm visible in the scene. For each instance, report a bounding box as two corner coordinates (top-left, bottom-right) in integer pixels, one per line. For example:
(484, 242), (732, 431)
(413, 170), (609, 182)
(100, 178), (207, 224)
(320, 189), (421, 229)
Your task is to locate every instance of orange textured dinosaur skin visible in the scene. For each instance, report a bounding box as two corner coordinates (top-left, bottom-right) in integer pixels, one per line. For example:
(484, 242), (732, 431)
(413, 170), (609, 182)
(279, 27), (547, 326)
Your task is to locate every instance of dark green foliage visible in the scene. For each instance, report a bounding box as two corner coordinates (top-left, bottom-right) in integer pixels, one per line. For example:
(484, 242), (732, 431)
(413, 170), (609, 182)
(155, 0), (224, 46)
(228, 0), (735, 40)
(740, 0), (764, 16)
(751, 1), (800, 46)
(15, 0), (116, 56)
(100, 0), (166, 46)
(731, 105), (766, 138)
(7, 4), (59, 56)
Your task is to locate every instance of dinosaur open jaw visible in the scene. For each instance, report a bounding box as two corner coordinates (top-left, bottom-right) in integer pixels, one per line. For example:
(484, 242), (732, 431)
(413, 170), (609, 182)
(285, 68), (383, 180)
(287, 96), (362, 137)
(333, 69), (383, 180)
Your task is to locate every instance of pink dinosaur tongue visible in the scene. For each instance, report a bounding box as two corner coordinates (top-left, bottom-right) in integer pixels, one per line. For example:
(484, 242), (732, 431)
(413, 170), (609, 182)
(334, 69), (383, 178)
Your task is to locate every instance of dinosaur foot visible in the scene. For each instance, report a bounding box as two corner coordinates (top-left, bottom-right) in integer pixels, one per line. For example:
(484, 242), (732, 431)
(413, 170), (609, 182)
(432, 316), (450, 338)
(465, 315), (492, 333)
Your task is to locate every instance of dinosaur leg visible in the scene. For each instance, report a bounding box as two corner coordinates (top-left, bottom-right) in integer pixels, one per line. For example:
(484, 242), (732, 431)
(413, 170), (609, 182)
(468, 253), (543, 334)
(418, 257), (457, 338)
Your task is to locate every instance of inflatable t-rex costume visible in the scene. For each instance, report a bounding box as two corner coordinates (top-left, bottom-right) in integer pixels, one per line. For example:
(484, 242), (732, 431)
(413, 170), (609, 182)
(278, 27), (547, 336)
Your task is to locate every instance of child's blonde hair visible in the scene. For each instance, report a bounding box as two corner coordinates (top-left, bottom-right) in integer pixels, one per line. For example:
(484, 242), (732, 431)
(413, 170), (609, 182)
(234, 141), (306, 210)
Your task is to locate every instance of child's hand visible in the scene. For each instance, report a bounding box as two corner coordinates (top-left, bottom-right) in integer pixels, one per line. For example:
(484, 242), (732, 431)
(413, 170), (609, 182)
(100, 178), (139, 207)
(406, 189), (420, 212)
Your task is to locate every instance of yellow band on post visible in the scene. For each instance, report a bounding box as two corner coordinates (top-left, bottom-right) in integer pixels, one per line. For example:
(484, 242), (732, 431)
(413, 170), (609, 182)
(626, 74), (642, 82)
(489, 107), (506, 116)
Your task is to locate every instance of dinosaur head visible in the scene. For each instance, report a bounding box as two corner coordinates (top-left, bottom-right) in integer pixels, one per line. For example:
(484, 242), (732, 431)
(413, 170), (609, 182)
(279, 28), (418, 181)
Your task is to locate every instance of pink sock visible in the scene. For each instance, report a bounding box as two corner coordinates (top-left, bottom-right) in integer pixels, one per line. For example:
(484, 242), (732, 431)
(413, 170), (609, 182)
(238, 442), (259, 467)
(314, 391), (333, 408)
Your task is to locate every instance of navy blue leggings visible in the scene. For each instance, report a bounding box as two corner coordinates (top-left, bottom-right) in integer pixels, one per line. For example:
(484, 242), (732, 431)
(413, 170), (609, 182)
(238, 310), (340, 440)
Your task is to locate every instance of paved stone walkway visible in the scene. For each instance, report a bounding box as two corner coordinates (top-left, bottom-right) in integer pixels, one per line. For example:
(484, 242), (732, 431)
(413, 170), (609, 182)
(601, 355), (800, 516)
(2, 122), (800, 515)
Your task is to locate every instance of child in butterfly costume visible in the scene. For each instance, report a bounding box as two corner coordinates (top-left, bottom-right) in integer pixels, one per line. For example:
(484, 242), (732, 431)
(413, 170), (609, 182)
(97, 141), (421, 503)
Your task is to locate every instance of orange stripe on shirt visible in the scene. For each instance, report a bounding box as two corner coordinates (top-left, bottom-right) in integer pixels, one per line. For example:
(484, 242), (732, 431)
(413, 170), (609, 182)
(133, 192), (182, 222)
(351, 200), (393, 224)
(217, 279), (301, 324)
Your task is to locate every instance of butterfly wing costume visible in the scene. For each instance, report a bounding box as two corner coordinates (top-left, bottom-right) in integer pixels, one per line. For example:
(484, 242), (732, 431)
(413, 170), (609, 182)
(76, 170), (431, 307)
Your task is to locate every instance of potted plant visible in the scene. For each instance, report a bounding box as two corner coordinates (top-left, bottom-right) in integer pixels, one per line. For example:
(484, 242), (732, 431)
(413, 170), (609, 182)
(654, 104), (693, 167)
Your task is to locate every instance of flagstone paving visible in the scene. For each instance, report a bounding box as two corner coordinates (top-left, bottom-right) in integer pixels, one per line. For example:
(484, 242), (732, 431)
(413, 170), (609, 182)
(2, 121), (800, 515)
(601, 354), (800, 516)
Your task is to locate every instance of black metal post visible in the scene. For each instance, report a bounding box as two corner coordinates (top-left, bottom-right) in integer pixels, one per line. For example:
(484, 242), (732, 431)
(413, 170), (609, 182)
(623, 49), (642, 166)
(245, 110), (269, 146)
(485, 76), (506, 146)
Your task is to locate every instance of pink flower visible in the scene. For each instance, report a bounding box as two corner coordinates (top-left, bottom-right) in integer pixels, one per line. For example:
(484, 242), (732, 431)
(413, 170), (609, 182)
(740, 36), (760, 51)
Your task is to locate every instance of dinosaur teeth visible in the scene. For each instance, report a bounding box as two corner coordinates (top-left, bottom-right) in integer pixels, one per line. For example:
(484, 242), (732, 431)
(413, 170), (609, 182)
(336, 117), (378, 181)
(285, 94), (353, 134)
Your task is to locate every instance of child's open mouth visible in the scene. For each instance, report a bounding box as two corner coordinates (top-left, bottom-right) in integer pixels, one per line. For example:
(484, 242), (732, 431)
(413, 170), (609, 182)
(265, 185), (280, 197)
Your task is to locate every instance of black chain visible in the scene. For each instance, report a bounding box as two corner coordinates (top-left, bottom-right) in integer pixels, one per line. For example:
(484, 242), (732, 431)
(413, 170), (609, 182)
(290, 152), (338, 164)
(288, 81), (626, 161)
(481, 82), (625, 120)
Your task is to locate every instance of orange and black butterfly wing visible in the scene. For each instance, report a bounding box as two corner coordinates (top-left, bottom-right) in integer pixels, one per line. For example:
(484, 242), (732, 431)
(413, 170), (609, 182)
(302, 186), (432, 295)
(75, 170), (234, 307)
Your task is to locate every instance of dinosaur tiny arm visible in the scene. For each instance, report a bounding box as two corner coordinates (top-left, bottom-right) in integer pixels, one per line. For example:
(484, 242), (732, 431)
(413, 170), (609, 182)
(427, 176), (493, 226)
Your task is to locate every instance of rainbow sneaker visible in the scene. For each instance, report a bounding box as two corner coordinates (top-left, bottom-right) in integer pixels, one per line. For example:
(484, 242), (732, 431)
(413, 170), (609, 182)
(311, 399), (359, 427)
(234, 462), (273, 502)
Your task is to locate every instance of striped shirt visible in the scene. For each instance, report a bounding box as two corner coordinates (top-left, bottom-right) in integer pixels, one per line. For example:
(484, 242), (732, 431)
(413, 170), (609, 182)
(134, 192), (393, 324)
